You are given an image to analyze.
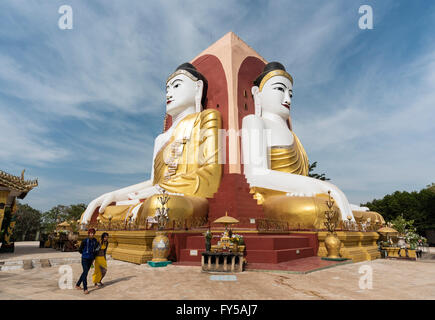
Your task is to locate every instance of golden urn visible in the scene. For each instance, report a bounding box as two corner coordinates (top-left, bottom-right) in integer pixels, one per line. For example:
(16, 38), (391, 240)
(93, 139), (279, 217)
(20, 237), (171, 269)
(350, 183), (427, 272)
(151, 231), (170, 262)
(151, 190), (171, 262)
(324, 233), (341, 259)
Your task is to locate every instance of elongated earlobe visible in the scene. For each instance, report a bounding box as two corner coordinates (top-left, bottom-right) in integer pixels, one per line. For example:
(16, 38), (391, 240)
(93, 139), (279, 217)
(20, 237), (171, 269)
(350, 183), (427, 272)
(251, 86), (261, 117)
(195, 80), (204, 113)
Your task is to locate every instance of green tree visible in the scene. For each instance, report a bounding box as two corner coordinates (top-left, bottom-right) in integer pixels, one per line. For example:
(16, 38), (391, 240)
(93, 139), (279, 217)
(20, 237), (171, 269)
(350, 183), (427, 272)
(13, 203), (42, 241)
(40, 203), (86, 233)
(362, 183), (435, 235)
(308, 161), (330, 181)
(67, 203), (86, 221)
(41, 205), (68, 234)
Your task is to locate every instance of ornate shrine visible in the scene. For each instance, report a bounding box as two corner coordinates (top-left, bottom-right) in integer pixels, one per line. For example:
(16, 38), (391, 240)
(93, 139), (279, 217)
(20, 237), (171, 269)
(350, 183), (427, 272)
(0, 169), (38, 253)
(79, 32), (384, 267)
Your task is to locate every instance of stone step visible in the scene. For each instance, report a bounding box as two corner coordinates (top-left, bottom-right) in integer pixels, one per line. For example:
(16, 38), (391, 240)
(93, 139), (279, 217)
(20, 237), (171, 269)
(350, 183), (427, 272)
(178, 234), (316, 264)
(0, 260), (24, 271)
(179, 247), (315, 264)
(244, 236), (310, 250)
(245, 247), (315, 264)
(0, 257), (96, 271)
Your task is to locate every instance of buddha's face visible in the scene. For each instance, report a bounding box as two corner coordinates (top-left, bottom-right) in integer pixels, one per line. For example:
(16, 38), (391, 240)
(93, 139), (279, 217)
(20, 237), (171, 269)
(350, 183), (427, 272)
(166, 74), (201, 116)
(257, 75), (293, 119)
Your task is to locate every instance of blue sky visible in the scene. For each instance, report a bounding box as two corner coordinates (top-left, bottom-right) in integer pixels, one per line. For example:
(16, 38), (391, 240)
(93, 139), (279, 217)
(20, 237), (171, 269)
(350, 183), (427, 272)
(1, 0), (434, 212)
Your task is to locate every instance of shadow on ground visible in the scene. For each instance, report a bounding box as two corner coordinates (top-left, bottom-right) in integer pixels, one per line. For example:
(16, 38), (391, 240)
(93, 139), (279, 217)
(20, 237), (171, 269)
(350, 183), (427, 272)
(98, 276), (137, 288)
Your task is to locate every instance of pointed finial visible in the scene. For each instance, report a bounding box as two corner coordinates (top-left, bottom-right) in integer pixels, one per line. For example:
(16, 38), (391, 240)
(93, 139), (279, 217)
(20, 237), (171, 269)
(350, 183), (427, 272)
(21, 169), (25, 181)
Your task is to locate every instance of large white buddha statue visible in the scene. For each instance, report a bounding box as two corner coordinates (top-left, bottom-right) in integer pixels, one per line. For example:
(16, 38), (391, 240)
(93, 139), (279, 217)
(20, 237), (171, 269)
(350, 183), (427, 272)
(242, 62), (358, 229)
(80, 63), (222, 227)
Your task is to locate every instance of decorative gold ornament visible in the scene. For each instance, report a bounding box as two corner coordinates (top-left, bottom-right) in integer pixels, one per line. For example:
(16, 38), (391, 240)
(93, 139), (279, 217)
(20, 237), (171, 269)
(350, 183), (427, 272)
(166, 69), (198, 85)
(155, 189), (170, 231)
(151, 231), (170, 262)
(323, 191), (342, 259)
(259, 70), (293, 91)
(151, 190), (171, 262)
(211, 212), (242, 253)
(152, 109), (222, 198)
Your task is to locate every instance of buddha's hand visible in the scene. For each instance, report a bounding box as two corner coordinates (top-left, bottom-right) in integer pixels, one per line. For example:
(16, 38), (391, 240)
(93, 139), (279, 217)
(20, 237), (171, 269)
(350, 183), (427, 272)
(127, 185), (161, 200)
(82, 192), (116, 224)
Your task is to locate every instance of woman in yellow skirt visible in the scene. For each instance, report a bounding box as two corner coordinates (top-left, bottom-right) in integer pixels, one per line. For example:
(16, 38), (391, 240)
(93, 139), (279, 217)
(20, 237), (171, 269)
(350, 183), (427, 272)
(92, 232), (109, 287)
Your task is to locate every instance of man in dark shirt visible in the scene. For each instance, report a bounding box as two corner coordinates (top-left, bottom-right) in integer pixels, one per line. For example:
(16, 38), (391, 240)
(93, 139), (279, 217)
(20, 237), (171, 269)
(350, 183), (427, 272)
(75, 228), (99, 294)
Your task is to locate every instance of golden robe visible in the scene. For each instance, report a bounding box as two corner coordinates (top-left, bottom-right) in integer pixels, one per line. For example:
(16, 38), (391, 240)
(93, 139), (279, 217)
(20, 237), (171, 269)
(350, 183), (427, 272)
(250, 131), (309, 205)
(152, 109), (222, 198)
(136, 109), (222, 225)
(250, 131), (340, 229)
(101, 109), (222, 225)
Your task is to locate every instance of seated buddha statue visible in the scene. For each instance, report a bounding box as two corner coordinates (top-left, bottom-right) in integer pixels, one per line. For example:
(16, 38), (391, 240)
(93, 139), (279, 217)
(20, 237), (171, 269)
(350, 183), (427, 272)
(242, 62), (358, 229)
(80, 63), (222, 227)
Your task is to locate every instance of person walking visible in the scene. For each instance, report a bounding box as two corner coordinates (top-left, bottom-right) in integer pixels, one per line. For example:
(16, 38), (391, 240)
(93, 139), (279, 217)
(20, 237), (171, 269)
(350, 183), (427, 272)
(75, 228), (99, 294)
(92, 232), (109, 287)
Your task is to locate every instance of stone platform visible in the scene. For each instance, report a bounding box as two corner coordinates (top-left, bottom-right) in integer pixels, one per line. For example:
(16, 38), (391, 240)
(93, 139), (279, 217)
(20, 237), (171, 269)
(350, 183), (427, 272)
(245, 256), (352, 274)
(0, 241), (113, 272)
(316, 231), (380, 262)
(1, 258), (435, 299)
(178, 233), (317, 264)
(80, 229), (382, 267)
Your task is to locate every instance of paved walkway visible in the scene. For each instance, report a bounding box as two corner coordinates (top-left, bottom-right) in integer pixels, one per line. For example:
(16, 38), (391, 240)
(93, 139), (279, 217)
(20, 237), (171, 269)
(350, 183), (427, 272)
(1, 242), (434, 300)
(0, 241), (80, 262)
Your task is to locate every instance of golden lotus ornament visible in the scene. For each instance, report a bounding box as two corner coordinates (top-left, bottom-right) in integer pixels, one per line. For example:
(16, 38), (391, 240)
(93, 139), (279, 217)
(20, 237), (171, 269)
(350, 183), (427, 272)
(150, 190), (171, 263)
(323, 191), (344, 260)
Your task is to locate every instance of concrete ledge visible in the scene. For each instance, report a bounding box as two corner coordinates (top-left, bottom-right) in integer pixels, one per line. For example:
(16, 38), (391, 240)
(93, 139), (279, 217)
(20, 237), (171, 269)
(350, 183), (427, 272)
(0, 256), (112, 271)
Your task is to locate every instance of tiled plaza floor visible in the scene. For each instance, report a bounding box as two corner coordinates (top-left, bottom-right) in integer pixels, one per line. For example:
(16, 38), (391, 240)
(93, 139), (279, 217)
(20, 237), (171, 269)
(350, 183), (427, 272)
(1, 242), (434, 300)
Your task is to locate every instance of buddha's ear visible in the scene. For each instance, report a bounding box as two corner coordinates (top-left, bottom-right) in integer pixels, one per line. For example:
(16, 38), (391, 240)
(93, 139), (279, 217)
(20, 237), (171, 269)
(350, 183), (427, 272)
(195, 80), (204, 113)
(251, 86), (261, 117)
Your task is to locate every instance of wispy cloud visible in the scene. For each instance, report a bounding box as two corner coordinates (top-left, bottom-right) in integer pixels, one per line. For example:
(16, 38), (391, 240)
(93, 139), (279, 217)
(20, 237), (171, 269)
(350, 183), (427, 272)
(296, 46), (435, 204)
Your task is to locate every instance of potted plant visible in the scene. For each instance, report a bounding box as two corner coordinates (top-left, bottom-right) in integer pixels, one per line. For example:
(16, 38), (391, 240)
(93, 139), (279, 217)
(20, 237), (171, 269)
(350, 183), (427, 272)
(229, 233), (245, 252)
(232, 234), (245, 253)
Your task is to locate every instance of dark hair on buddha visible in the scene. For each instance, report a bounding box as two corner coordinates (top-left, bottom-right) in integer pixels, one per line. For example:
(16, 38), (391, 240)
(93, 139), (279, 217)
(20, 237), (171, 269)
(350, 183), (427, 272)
(175, 62), (208, 107)
(253, 61), (287, 87)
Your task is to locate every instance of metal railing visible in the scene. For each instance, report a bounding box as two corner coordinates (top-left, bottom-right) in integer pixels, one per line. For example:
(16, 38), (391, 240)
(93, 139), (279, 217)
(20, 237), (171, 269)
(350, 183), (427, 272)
(84, 217), (383, 233)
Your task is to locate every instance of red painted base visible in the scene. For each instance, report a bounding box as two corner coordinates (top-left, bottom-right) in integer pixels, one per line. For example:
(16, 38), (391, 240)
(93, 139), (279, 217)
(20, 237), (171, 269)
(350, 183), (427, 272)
(171, 232), (318, 266)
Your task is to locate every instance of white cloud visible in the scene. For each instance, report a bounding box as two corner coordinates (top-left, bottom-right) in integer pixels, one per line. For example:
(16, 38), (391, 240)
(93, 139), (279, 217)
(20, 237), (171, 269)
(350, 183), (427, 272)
(296, 47), (435, 204)
(0, 111), (69, 166)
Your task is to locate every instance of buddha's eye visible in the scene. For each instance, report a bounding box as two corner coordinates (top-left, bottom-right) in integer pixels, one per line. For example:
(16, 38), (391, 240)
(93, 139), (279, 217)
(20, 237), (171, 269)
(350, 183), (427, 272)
(174, 83), (180, 88)
(274, 87), (285, 92)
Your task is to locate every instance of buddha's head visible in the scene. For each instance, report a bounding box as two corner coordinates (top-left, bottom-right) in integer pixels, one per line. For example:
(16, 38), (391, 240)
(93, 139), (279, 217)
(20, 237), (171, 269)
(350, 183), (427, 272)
(252, 62), (294, 121)
(166, 63), (208, 116)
